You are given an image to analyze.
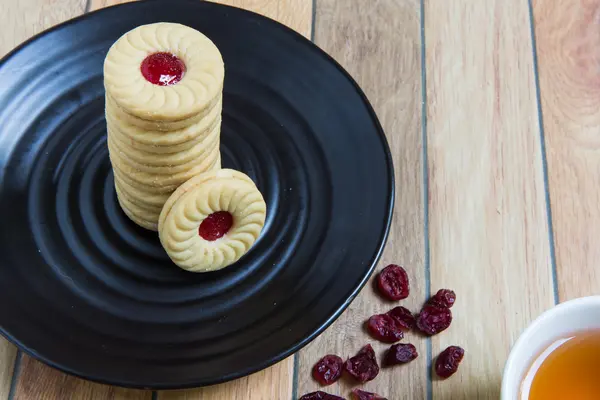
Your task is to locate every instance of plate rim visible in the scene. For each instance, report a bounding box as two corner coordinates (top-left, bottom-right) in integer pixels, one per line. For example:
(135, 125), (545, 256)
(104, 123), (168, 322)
(0, 0), (396, 389)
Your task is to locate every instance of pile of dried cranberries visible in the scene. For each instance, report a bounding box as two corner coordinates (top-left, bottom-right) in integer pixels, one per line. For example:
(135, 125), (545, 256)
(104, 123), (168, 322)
(300, 264), (465, 400)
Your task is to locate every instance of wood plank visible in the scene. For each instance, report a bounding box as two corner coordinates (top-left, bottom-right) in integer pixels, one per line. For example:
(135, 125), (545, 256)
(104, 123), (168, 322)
(89, 0), (133, 10)
(153, 2), (311, 398)
(0, 342), (16, 400)
(13, 356), (150, 400)
(160, 357), (293, 400)
(2, 1), (148, 399)
(1, 3), (89, 399)
(424, 0), (555, 398)
(532, 0), (600, 300)
(297, 1), (426, 399)
(90, 0), (312, 39)
(212, 0), (312, 39)
(0, 0), (86, 56)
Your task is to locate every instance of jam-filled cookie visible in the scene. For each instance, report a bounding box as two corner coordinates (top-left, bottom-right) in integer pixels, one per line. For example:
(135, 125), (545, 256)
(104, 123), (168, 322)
(106, 123), (220, 174)
(110, 152), (222, 195)
(107, 133), (221, 187)
(105, 94), (222, 146)
(108, 120), (219, 166)
(113, 171), (171, 209)
(104, 23), (225, 230)
(104, 22), (224, 122)
(158, 169), (267, 272)
(114, 185), (162, 231)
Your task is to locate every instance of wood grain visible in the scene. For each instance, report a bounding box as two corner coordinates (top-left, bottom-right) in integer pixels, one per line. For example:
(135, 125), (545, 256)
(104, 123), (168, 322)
(532, 0), (600, 300)
(297, 1), (426, 399)
(0, 3), (89, 399)
(89, 0), (133, 9)
(159, 356), (293, 400)
(424, 0), (555, 398)
(211, 0), (312, 38)
(0, 343), (16, 400)
(12, 356), (150, 400)
(0, 0), (86, 56)
(90, 0), (312, 39)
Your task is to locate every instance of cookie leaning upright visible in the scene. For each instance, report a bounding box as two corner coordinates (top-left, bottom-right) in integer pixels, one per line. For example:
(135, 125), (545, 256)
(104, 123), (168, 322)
(103, 23), (225, 231)
(158, 169), (267, 273)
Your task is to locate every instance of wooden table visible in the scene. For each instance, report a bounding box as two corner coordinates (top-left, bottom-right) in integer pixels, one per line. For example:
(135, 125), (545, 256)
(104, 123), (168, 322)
(0, 0), (596, 398)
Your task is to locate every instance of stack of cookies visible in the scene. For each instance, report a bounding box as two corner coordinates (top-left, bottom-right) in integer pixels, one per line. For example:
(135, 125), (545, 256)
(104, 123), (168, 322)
(103, 22), (225, 231)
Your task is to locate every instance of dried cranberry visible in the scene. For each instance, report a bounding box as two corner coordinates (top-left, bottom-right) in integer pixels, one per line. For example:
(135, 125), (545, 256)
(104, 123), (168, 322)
(352, 389), (388, 400)
(429, 289), (456, 308)
(377, 264), (409, 300)
(416, 305), (452, 335)
(387, 306), (416, 330)
(435, 346), (465, 378)
(312, 355), (343, 385)
(367, 313), (404, 342)
(300, 391), (346, 400)
(344, 344), (380, 383)
(384, 343), (418, 366)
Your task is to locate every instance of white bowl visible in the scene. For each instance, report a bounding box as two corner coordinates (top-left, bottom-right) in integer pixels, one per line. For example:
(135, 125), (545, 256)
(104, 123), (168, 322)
(501, 296), (600, 399)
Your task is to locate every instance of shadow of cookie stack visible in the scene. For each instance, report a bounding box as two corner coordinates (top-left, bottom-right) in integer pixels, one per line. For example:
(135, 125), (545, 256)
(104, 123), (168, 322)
(103, 22), (224, 231)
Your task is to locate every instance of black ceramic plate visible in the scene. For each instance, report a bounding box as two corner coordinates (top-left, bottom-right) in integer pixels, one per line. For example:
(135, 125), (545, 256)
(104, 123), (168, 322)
(0, 0), (393, 389)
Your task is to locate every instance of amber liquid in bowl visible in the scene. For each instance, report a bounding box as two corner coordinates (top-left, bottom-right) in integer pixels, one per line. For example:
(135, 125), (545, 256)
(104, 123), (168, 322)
(520, 330), (600, 399)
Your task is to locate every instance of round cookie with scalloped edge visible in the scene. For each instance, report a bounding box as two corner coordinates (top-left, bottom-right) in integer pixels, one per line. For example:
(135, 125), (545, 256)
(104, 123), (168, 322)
(105, 94), (222, 144)
(104, 22), (224, 121)
(115, 185), (161, 231)
(158, 169), (266, 272)
(107, 134), (221, 187)
(107, 125), (220, 174)
(110, 152), (222, 195)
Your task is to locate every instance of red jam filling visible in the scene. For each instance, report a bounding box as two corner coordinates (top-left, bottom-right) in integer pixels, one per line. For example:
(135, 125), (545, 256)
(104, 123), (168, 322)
(140, 52), (185, 86)
(199, 212), (233, 241)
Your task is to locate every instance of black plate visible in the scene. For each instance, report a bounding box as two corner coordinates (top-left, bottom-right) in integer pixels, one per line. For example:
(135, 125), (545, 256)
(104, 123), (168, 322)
(0, 0), (393, 389)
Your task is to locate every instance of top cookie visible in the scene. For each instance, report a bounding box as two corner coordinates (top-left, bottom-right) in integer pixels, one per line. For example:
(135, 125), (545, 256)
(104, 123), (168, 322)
(104, 23), (224, 122)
